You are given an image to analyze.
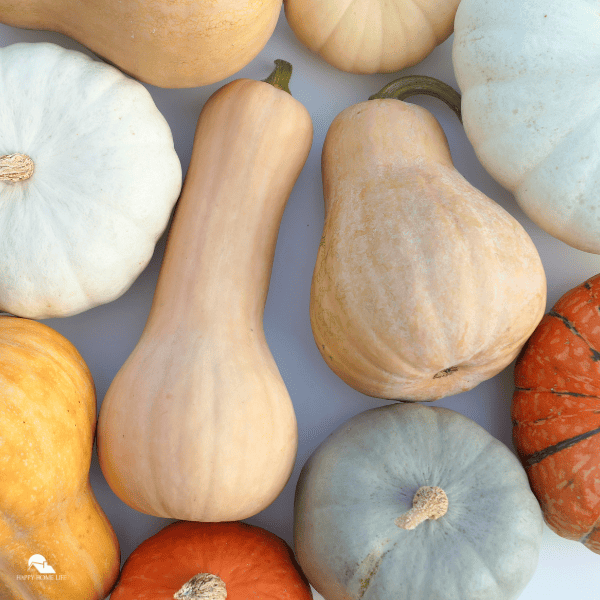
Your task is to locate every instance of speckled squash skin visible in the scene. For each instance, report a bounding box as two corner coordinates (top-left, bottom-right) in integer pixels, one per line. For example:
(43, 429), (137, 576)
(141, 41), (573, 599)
(0, 316), (120, 600)
(294, 403), (544, 600)
(513, 273), (600, 554)
(0, 0), (281, 88)
(284, 0), (460, 74)
(310, 98), (547, 401)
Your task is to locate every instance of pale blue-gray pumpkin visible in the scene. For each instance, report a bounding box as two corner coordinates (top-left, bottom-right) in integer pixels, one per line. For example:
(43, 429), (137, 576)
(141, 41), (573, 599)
(294, 403), (544, 600)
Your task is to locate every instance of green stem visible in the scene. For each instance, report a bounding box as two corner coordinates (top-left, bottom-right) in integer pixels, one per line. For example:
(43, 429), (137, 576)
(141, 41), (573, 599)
(369, 75), (462, 123)
(263, 59), (293, 95)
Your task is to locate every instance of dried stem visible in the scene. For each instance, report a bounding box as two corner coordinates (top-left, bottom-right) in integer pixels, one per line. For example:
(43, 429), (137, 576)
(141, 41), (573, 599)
(395, 486), (448, 530)
(174, 573), (227, 600)
(0, 153), (34, 182)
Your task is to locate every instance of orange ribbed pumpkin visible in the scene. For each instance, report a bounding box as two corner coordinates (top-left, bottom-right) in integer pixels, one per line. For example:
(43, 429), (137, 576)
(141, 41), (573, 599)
(110, 521), (313, 600)
(512, 273), (600, 554)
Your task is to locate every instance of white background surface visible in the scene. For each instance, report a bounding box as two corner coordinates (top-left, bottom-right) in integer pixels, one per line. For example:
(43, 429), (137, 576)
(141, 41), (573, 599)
(2, 7), (600, 599)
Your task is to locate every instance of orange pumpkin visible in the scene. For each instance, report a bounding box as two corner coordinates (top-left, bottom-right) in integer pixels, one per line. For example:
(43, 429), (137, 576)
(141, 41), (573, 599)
(512, 273), (600, 554)
(110, 521), (313, 600)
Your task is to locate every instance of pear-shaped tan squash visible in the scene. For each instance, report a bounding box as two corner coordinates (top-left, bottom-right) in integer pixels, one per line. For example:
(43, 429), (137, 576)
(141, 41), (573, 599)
(311, 89), (546, 401)
(97, 63), (313, 521)
(0, 0), (281, 88)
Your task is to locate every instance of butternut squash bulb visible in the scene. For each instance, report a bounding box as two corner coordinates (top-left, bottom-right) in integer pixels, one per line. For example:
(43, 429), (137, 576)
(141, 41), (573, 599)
(0, 0), (282, 88)
(310, 79), (547, 401)
(97, 62), (313, 521)
(284, 0), (460, 74)
(0, 316), (120, 600)
(0, 42), (182, 319)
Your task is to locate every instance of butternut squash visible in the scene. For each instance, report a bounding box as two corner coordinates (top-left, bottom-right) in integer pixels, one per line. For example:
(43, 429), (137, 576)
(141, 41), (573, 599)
(97, 62), (313, 521)
(0, 316), (120, 600)
(0, 0), (282, 88)
(310, 77), (546, 401)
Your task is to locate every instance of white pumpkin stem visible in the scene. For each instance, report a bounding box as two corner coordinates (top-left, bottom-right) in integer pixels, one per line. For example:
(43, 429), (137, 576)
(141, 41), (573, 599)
(174, 573), (227, 600)
(395, 486), (448, 530)
(0, 153), (34, 182)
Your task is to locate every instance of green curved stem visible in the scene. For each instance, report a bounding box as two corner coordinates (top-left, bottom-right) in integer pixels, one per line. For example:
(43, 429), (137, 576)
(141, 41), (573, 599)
(369, 75), (462, 123)
(263, 59), (293, 95)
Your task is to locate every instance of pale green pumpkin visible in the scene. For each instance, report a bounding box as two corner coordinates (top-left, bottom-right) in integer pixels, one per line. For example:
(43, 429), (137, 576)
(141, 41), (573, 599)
(294, 403), (544, 600)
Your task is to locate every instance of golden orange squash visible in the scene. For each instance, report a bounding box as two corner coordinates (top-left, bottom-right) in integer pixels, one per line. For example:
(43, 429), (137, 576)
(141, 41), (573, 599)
(0, 0), (282, 88)
(0, 316), (120, 600)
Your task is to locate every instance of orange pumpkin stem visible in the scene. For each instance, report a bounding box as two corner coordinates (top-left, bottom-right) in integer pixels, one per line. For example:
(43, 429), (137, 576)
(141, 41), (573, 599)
(0, 152), (34, 182)
(395, 486), (449, 530)
(174, 573), (227, 600)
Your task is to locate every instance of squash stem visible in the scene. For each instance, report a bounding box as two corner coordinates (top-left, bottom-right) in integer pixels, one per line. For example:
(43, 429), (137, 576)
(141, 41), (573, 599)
(369, 75), (462, 123)
(173, 573), (227, 600)
(263, 59), (293, 95)
(395, 486), (448, 530)
(0, 153), (34, 182)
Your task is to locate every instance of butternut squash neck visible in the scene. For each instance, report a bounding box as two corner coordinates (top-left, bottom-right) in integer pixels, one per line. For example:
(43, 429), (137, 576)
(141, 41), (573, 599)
(146, 69), (310, 332)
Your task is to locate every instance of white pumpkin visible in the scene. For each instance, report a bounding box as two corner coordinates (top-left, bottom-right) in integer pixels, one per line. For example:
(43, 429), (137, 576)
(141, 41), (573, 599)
(452, 0), (600, 254)
(294, 403), (544, 600)
(0, 42), (182, 318)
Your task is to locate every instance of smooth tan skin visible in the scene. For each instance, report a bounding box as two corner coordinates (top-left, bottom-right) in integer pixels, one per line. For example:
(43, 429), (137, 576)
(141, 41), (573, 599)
(0, 317), (120, 600)
(311, 99), (546, 401)
(97, 76), (313, 521)
(0, 0), (281, 88)
(284, 0), (460, 74)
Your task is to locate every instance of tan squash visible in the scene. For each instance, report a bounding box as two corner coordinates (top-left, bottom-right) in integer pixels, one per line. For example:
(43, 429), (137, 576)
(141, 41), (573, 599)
(311, 77), (546, 401)
(0, 316), (120, 600)
(0, 0), (282, 88)
(284, 0), (460, 74)
(97, 62), (313, 521)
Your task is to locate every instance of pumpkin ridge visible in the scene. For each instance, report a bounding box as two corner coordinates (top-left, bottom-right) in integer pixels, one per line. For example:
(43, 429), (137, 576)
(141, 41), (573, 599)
(38, 178), (148, 302)
(355, 545), (392, 599)
(317, 0), (362, 56)
(311, 239), (427, 389)
(548, 310), (600, 361)
(404, 0), (437, 43)
(514, 386), (600, 400)
(521, 425), (600, 467)
(439, 519), (504, 599)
